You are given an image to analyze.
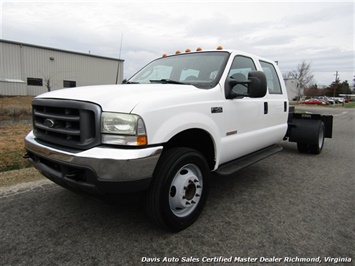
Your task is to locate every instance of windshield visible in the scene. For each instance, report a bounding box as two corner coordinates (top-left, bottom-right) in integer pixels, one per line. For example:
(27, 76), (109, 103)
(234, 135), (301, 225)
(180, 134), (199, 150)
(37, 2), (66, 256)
(127, 51), (230, 89)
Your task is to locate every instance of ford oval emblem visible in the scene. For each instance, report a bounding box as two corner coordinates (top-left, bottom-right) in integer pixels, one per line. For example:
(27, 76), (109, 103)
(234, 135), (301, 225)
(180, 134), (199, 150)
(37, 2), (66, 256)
(44, 118), (55, 128)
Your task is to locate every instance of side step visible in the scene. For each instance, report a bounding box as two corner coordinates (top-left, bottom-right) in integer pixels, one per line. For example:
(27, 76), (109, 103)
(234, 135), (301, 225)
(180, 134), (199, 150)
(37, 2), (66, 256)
(215, 144), (283, 177)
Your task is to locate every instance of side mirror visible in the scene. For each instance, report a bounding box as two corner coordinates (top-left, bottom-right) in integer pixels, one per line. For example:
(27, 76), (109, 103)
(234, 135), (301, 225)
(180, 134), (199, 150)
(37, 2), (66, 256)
(247, 71), (267, 97)
(225, 71), (267, 99)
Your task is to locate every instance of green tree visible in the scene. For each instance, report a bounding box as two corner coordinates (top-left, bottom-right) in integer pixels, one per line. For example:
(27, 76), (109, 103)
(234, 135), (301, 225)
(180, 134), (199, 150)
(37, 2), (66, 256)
(328, 80), (352, 97)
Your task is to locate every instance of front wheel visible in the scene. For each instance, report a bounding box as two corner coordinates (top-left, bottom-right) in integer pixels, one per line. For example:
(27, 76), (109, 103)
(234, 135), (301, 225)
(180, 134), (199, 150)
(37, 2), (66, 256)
(145, 148), (210, 232)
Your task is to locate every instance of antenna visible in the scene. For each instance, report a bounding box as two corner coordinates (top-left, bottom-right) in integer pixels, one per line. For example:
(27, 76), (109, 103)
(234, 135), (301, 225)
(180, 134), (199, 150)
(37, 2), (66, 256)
(119, 33), (123, 60)
(116, 33), (123, 84)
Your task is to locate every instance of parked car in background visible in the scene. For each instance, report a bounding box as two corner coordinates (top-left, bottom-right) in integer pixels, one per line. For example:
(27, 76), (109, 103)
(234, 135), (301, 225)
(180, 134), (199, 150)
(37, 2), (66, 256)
(303, 98), (329, 105)
(325, 97), (335, 105)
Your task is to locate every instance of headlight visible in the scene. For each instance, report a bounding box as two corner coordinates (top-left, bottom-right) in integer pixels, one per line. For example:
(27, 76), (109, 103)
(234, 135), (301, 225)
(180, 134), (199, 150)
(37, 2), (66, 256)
(101, 112), (147, 146)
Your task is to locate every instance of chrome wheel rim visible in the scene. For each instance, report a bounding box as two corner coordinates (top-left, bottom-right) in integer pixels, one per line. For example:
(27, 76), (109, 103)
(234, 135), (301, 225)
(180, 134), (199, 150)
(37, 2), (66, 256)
(169, 164), (203, 217)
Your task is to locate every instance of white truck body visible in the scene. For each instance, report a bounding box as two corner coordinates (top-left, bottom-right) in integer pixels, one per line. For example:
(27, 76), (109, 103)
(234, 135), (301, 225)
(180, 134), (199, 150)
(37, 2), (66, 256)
(25, 48), (332, 231)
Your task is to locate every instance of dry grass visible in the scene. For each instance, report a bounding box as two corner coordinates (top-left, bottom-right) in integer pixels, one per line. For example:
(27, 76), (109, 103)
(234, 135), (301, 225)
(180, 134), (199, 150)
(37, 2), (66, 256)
(0, 168), (44, 188)
(0, 124), (32, 172)
(0, 96), (33, 117)
(0, 96), (34, 172)
(0, 96), (47, 186)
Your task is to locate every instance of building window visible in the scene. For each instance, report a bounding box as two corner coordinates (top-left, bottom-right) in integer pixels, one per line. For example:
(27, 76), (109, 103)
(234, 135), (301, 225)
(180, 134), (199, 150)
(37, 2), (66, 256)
(27, 78), (43, 86)
(63, 80), (76, 88)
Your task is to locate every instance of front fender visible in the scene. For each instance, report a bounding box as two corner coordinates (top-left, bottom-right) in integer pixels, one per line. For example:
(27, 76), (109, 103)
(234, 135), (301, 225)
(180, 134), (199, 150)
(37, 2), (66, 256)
(146, 110), (223, 170)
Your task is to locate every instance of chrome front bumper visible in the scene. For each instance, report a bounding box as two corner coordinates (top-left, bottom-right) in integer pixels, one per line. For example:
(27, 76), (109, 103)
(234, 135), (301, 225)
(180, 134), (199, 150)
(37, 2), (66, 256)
(24, 131), (163, 194)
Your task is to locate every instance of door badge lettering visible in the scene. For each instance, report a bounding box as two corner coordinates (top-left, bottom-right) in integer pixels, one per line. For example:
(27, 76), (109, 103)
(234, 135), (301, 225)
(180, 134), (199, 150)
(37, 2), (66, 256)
(211, 107), (223, 113)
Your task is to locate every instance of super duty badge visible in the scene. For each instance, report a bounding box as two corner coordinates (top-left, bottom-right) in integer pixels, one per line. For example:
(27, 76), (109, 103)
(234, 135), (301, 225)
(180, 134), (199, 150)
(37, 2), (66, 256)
(211, 107), (223, 113)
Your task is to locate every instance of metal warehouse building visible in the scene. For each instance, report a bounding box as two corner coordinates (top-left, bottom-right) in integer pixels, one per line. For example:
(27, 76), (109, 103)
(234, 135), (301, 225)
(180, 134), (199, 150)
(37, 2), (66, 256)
(0, 39), (124, 96)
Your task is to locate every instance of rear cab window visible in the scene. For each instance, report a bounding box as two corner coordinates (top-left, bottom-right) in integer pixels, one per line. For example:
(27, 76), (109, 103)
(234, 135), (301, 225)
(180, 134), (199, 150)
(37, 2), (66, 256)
(259, 61), (282, 94)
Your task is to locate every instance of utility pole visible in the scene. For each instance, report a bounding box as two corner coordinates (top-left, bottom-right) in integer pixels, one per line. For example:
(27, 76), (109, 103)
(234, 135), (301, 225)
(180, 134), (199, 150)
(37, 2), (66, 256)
(333, 71), (339, 97)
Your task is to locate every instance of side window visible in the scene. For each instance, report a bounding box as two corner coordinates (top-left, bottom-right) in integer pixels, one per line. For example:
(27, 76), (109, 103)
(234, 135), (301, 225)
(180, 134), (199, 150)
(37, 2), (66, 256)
(228, 56), (256, 95)
(260, 61), (282, 94)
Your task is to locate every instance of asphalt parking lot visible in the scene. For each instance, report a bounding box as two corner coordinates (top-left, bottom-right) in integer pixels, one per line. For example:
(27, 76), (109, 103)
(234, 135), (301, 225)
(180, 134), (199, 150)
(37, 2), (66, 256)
(1, 107), (354, 265)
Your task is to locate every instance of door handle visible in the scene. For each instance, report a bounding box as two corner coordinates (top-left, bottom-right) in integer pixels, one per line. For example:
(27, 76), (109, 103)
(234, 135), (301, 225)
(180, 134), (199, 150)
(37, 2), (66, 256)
(264, 102), (268, 114)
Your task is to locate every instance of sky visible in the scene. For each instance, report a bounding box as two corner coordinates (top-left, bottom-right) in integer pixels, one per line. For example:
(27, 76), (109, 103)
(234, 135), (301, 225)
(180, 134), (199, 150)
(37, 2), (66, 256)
(1, 0), (354, 87)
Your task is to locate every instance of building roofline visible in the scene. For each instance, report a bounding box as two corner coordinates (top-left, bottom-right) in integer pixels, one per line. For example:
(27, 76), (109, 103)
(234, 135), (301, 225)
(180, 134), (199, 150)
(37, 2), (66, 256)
(0, 39), (124, 62)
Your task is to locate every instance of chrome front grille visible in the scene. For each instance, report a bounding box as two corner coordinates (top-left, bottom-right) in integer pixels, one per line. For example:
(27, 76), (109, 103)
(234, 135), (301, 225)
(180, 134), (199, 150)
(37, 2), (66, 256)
(32, 99), (101, 149)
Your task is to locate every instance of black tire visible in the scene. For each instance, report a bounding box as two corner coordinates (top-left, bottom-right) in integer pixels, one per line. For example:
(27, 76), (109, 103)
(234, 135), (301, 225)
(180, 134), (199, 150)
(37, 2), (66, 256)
(145, 147), (210, 232)
(296, 122), (325, 155)
(309, 122), (325, 154)
(297, 143), (309, 153)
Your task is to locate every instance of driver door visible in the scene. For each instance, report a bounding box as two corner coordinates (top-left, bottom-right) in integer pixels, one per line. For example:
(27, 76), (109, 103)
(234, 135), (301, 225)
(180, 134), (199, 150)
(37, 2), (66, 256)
(220, 55), (267, 164)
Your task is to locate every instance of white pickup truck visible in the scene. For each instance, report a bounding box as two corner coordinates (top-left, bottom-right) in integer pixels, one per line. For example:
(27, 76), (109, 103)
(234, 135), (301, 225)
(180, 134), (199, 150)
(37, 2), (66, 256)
(24, 47), (333, 231)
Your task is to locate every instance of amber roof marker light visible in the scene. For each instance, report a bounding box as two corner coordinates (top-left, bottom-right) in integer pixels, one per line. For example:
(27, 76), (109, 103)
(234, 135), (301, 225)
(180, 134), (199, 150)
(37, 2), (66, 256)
(162, 46), (224, 57)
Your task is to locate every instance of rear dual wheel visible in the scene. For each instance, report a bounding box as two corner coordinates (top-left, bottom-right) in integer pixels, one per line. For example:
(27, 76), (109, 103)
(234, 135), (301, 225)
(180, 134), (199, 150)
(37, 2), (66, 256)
(309, 122), (325, 154)
(297, 122), (325, 154)
(145, 148), (210, 232)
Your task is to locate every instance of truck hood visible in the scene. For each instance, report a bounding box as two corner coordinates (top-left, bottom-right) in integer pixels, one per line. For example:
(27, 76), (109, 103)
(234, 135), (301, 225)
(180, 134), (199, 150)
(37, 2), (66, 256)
(36, 84), (207, 113)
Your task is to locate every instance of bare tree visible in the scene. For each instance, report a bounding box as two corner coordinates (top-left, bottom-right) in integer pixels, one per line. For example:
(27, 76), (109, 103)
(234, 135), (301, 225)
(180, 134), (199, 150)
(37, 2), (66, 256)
(39, 71), (59, 92)
(284, 60), (314, 100)
(44, 78), (51, 92)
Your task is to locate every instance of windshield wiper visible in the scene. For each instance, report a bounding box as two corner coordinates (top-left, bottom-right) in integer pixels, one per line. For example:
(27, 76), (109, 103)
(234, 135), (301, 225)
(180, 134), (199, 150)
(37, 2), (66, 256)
(150, 79), (187, 85)
(122, 79), (139, 84)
